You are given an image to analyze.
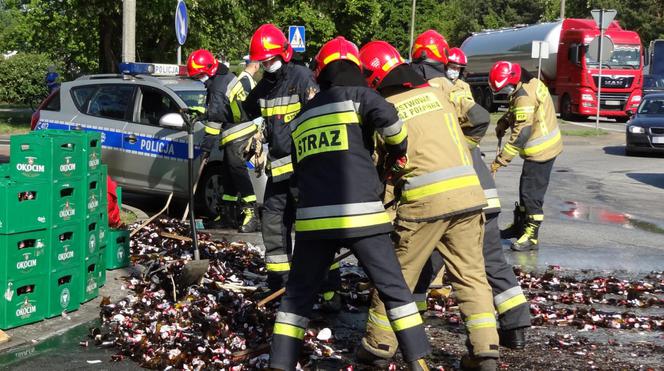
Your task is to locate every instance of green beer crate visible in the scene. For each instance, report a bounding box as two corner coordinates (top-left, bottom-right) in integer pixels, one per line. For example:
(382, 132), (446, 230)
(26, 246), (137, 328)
(82, 218), (100, 262)
(0, 229), (49, 281)
(80, 259), (100, 303)
(105, 229), (129, 270)
(0, 178), (51, 234)
(50, 222), (82, 273)
(98, 249), (106, 287)
(52, 179), (85, 227)
(10, 132), (85, 181)
(0, 274), (47, 330)
(46, 267), (81, 318)
(98, 211), (109, 248)
(0, 163), (9, 178)
(85, 172), (103, 216)
(36, 129), (101, 176)
(99, 165), (108, 206)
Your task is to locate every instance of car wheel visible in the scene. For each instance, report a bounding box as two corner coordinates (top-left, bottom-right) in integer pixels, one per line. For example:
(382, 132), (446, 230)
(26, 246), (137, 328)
(561, 94), (575, 121)
(472, 87), (484, 108)
(195, 164), (223, 218)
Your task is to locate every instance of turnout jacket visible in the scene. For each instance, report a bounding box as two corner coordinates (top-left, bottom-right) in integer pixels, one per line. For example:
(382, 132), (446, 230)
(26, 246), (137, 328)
(412, 63), (499, 214)
(383, 85), (487, 221)
(244, 63), (319, 182)
(203, 68), (257, 147)
(496, 78), (563, 165)
(289, 86), (407, 240)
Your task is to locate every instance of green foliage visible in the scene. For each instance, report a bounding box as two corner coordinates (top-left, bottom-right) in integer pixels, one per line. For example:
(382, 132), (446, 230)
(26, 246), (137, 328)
(0, 52), (61, 106)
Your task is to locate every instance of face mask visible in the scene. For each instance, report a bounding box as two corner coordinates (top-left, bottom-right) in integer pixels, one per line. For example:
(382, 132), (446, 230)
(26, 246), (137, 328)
(446, 69), (460, 81)
(198, 75), (209, 83)
(262, 59), (282, 73)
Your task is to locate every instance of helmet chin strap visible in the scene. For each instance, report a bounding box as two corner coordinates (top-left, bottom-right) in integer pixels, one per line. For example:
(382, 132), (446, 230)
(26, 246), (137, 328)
(198, 75), (209, 83)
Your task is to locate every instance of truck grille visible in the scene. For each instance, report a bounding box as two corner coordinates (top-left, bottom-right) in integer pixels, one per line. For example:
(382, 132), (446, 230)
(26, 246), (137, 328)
(650, 127), (664, 135)
(592, 76), (634, 89)
(598, 92), (629, 111)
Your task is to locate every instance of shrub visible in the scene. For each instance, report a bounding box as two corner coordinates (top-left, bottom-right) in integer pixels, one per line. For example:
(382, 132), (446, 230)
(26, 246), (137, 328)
(0, 53), (63, 106)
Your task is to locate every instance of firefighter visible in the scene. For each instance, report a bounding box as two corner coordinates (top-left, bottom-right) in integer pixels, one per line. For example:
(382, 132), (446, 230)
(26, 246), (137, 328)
(243, 24), (340, 308)
(489, 61), (563, 251)
(238, 55), (259, 94)
(357, 40), (499, 370)
(269, 36), (430, 371)
(186, 49), (260, 233)
(410, 31), (531, 349)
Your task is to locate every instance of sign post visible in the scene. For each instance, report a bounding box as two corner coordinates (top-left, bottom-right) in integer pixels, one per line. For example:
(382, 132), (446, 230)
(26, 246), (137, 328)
(591, 9), (617, 131)
(175, 0), (189, 65)
(288, 26), (306, 53)
(531, 41), (549, 81)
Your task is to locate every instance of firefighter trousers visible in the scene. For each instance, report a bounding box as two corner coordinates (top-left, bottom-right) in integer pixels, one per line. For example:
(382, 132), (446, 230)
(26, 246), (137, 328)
(414, 213), (531, 330)
(269, 234), (431, 370)
(261, 178), (340, 293)
(220, 140), (256, 203)
(519, 158), (556, 219)
(363, 211), (499, 359)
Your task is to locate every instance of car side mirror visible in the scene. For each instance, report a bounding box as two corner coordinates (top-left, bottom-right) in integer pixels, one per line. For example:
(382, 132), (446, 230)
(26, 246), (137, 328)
(159, 113), (185, 129)
(626, 110), (633, 117)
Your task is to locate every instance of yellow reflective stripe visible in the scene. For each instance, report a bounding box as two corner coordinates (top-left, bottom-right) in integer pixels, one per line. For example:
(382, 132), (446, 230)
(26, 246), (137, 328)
(221, 124), (257, 145)
(444, 113), (471, 165)
(384, 125), (407, 145)
(391, 313), (423, 331)
(382, 57), (401, 71)
(322, 52), (359, 66)
(241, 195), (257, 202)
(292, 111), (359, 139)
(416, 301), (428, 312)
(229, 81), (245, 100)
(496, 293), (528, 314)
(204, 127), (221, 136)
(484, 197), (501, 210)
(368, 309), (392, 332)
(465, 313), (497, 330)
(273, 323), (305, 339)
(261, 102), (302, 118)
(295, 212), (391, 232)
(230, 101), (242, 123)
(222, 194), (239, 201)
(523, 130), (561, 156)
(271, 162), (294, 177)
(512, 106), (535, 113)
(266, 262), (291, 272)
(329, 261), (340, 270)
(465, 136), (479, 148)
(529, 214), (544, 221)
(323, 291), (335, 301)
(401, 175), (480, 202)
(503, 143), (520, 156)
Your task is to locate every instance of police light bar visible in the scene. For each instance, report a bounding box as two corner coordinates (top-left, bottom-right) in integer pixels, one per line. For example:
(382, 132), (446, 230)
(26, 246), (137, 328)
(119, 62), (187, 76)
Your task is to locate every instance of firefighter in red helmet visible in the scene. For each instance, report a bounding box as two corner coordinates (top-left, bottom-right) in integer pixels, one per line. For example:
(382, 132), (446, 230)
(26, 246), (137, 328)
(357, 39), (499, 371)
(186, 49), (259, 232)
(410, 31), (532, 351)
(268, 36), (430, 371)
(489, 60), (563, 251)
(243, 24), (340, 310)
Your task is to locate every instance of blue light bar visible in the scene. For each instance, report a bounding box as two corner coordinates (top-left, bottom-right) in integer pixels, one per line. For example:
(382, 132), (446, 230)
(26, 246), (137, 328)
(119, 62), (155, 75)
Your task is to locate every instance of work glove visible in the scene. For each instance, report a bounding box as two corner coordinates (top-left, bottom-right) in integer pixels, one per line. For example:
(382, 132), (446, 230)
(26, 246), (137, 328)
(490, 158), (507, 175)
(200, 135), (218, 154)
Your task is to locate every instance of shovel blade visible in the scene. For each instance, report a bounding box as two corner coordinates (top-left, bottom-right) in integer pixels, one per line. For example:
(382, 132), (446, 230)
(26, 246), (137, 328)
(178, 259), (210, 288)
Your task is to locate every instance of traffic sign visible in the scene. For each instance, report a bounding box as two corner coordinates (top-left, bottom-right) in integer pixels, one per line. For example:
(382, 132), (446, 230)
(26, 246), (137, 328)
(289, 26), (306, 53)
(531, 41), (549, 59)
(175, 0), (188, 46)
(588, 36), (614, 62)
(591, 9), (617, 30)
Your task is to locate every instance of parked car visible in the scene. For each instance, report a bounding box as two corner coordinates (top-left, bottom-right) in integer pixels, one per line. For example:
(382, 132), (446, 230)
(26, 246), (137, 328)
(643, 74), (664, 97)
(30, 63), (231, 217)
(625, 92), (664, 155)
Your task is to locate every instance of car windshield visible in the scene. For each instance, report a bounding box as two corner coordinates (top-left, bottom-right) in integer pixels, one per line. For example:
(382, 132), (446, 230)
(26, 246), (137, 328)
(644, 75), (664, 89)
(637, 98), (664, 115)
(586, 44), (641, 69)
(175, 90), (206, 108)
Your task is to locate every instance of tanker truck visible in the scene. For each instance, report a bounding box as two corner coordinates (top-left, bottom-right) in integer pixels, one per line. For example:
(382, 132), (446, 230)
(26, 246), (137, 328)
(460, 18), (643, 121)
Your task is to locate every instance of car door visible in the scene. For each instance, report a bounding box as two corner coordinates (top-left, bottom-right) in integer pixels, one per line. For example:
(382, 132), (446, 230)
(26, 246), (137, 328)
(121, 84), (196, 195)
(71, 83), (135, 184)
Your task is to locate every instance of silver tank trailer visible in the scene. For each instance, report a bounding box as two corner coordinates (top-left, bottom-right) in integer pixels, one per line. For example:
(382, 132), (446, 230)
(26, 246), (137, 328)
(461, 21), (563, 80)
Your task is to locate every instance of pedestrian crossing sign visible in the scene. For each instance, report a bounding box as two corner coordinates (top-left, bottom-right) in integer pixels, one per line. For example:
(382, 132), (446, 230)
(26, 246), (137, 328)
(289, 26), (306, 52)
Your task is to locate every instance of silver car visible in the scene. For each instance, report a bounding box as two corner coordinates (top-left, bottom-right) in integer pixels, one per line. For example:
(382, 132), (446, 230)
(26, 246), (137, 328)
(31, 67), (230, 216)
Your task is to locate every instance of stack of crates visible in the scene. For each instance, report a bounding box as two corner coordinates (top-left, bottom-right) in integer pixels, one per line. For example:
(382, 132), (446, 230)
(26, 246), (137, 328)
(0, 129), (107, 329)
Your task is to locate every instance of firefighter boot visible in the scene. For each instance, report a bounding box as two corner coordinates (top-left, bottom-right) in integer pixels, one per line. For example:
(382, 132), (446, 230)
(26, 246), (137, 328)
(511, 220), (541, 251)
(354, 344), (391, 368)
(461, 355), (498, 371)
(499, 327), (527, 349)
(318, 291), (342, 313)
(500, 202), (525, 239)
(408, 358), (430, 371)
(238, 202), (260, 233)
(212, 201), (237, 228)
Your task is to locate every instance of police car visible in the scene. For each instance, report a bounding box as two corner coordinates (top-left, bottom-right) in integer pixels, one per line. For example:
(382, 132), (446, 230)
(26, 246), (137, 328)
(31, 62), (226, 216)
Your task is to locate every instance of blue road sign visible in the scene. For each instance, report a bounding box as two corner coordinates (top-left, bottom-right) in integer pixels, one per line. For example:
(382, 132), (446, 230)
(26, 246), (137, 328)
(175, 0), (188, 46)
(289, 26), (306, 53)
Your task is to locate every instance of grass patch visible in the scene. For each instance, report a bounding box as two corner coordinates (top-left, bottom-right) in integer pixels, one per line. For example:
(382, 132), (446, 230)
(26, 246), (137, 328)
(120, 208), (138, 225)
(0, 108), (32, 134)
(561, 128), (608, 136)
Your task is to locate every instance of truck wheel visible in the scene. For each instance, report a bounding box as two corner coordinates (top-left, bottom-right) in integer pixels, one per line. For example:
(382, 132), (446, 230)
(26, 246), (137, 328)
(484, 87), (497, 112)
(472, 87), (484, 106)
(195, 164), (223, 218)
(561, 94), (575, 121)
